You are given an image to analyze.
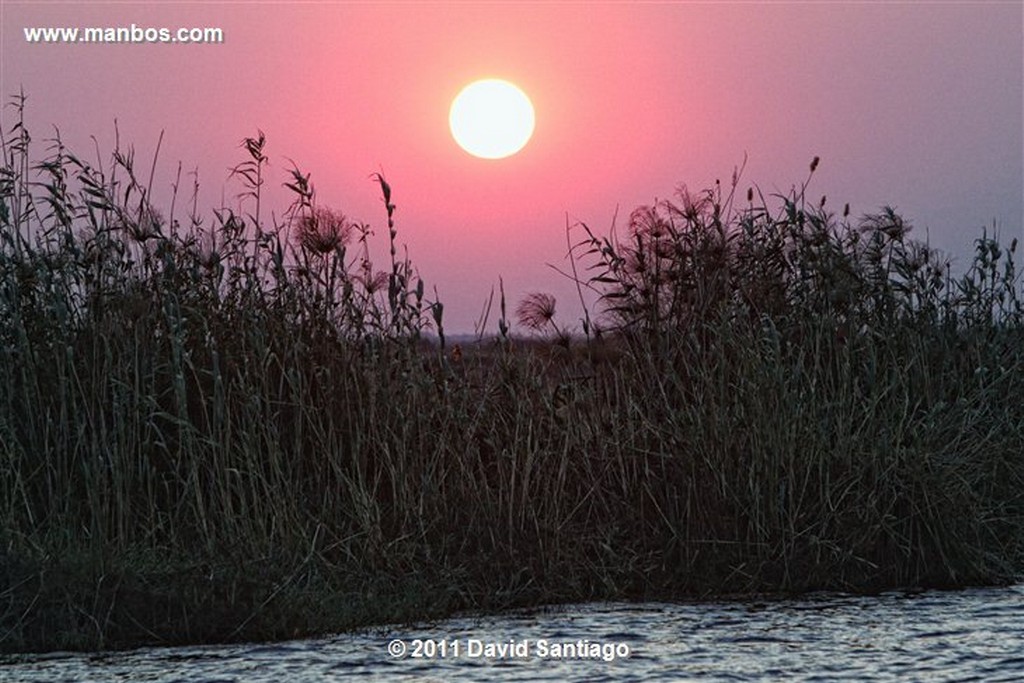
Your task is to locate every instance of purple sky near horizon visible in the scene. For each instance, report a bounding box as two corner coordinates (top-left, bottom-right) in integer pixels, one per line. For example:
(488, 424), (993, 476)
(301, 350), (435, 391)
(3, 1), (1022, 334)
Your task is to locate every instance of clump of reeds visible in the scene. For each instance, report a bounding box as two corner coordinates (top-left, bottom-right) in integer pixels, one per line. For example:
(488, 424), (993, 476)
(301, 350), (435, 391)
(556, 155), (1024, 591)
(1, 96), (1021, 655)
(0, 97), (444, 650)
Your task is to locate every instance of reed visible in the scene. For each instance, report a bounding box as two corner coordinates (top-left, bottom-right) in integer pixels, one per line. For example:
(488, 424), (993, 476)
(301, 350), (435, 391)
(1, 103), (1021, 653)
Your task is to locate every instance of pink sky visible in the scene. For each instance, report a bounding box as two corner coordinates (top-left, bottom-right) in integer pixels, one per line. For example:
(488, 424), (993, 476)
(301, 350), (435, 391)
(3, 1), (1022, 334)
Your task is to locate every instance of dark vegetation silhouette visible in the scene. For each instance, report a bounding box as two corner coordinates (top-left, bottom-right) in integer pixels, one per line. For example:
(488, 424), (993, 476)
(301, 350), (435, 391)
(2, 96), (1022, 652)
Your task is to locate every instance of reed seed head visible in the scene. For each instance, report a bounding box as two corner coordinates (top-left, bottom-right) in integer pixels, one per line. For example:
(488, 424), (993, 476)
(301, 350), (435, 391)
(298, 206), (353, 255)
(516, 292), (557, 331)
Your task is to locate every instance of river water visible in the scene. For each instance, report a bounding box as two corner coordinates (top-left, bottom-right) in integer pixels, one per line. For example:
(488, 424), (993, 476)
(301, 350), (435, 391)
(3, 585), (1023, 681)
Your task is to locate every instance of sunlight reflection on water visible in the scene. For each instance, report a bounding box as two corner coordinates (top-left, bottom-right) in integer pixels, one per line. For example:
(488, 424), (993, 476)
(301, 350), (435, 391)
(4, 585), (1023, 682)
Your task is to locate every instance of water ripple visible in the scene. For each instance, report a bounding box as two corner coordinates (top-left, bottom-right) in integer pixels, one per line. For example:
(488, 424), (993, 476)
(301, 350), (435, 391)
(3, 585), (1023, 681)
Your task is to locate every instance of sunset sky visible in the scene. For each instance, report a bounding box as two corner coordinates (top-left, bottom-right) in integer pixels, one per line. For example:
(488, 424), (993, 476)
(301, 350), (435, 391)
(3, 1), (1021, 334)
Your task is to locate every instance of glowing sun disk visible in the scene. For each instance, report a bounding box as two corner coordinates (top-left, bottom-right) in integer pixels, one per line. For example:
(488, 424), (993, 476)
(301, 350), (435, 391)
(449, 79), (535, 159)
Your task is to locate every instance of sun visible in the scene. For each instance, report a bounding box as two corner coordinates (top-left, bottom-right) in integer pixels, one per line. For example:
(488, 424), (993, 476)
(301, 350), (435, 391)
(449, 79), (535, 159)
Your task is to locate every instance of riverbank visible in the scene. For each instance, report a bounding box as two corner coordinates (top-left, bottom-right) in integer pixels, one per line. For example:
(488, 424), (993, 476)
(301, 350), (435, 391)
(4, 320), (1023, 652)
(2, 118), (1022, 652)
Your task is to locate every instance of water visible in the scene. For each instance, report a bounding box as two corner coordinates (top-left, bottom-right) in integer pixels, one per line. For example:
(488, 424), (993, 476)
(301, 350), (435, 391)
(3, 585), (1023, 682)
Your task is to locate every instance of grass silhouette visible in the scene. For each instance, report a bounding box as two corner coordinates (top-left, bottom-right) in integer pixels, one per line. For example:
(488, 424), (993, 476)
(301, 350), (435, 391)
(1, 96), (1022, 652)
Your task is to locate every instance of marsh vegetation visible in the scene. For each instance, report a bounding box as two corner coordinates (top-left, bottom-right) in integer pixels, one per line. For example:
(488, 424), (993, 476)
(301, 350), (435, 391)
(2, 99), (1022, 652)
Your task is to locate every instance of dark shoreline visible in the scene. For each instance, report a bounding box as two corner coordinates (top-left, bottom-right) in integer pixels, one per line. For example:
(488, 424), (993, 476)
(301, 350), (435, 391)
(4, 545), (1019, 654)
